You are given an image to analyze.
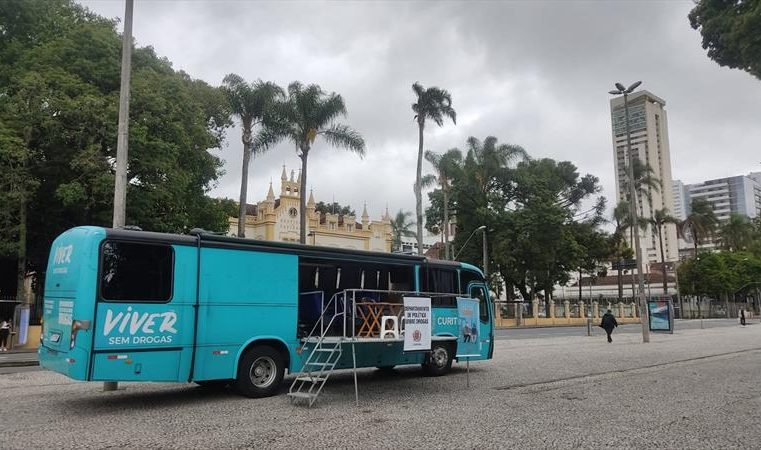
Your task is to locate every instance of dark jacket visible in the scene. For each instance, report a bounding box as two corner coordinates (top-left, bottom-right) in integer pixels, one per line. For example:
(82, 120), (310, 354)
(600, 313), (618, 331)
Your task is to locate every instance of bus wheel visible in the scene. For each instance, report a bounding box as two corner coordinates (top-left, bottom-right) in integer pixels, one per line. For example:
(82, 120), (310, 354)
(422, 343), (453, 376)
(234, 345), (285, 398)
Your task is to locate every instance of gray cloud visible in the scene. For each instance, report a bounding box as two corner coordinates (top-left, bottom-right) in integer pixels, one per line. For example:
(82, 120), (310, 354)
(81, 0), (761, 221)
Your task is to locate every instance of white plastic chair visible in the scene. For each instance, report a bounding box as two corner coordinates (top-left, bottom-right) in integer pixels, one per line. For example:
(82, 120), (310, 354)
(380, 316), (399, 339)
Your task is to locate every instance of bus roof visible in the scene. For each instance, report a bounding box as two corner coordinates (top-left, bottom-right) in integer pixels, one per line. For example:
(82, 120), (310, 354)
(102, 227), (468, 269)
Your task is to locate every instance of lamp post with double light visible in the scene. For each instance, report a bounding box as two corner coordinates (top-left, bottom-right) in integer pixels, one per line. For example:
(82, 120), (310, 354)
(609, 81), (650, 343)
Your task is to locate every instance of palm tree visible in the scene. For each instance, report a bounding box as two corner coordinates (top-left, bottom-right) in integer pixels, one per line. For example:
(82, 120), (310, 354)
(612, 200), (646, 299)
(262, 82), (365, 243)
(649, 208), (679, 294)
(421, 148), (463, 259)
(680, 198), (719, 257)
(465, 136), (528, 195)
(412, 82), (456, 255)
(719, 213), (754, 251)
(390, 210), (416, 252)
(221, 74), (284, 237)
(621, 159), (660, 206)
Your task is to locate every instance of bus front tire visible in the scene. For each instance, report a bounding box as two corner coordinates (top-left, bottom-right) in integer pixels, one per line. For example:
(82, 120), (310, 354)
(234, 345), (285, 398)
(422, 343), (453, 376)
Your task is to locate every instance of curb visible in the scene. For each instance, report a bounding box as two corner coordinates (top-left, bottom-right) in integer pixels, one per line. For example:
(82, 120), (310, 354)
(0, 361), (39, 368)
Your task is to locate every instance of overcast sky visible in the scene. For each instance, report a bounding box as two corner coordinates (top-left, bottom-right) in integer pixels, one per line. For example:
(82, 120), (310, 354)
(80, 0), (761, 221)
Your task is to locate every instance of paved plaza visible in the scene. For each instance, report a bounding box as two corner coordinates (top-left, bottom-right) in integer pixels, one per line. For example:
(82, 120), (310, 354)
(1, 323), (759, 448)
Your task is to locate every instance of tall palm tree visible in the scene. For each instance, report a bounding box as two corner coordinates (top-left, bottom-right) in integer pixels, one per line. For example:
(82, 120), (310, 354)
(465, 136), (528, 195)
(261, 82), (365, 243)
(649, 208), (679, 294)
(412, 82), (456, 255)
(680, 198), (718, 257)
(422, 148), (463, 259)
(221, 74), (284, 237)
(390, 210), (416, 252)
(719, 213), (754, 251)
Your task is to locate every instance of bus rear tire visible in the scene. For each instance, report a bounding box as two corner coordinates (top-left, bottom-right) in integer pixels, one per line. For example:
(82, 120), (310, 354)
(234, 345), (285, 398)
(422, 342), (453, 376)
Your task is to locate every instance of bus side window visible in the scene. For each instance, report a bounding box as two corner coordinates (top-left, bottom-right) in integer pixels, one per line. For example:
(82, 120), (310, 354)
(100, 241), (173, 302)
(428, 268), (457, 307)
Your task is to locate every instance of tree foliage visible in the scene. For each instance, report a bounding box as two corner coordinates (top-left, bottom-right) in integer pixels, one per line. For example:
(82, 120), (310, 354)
(389, 210), (415, 252)
(412, 82), (456, 255)
(0, 0), (232, 278)
(689, 0), (761, 80)
(258, 82), (365, 244)
(678, 251), (761, 299)
(314, 201), (355, 217)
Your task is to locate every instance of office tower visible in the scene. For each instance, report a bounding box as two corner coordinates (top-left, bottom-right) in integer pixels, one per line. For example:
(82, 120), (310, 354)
(671, 180), (689, 221)
(610, 90), (678, 265)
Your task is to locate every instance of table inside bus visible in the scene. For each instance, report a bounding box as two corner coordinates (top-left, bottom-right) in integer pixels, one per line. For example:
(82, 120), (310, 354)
(355, 302), (403, 337)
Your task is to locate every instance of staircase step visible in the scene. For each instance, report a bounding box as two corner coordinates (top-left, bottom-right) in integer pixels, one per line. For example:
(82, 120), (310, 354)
(305, 361), (333, 367)
(287, 391), (317, 400)
(296, 376), (326, 383)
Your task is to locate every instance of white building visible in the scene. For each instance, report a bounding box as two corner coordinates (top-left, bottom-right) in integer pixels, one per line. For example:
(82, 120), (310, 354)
(610, 90), (678, 264)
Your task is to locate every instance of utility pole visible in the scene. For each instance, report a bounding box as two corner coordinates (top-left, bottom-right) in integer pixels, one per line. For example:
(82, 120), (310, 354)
(610, 81), (650, 343)
(106, 0), (134, 393)
(112, 0), (134, 231)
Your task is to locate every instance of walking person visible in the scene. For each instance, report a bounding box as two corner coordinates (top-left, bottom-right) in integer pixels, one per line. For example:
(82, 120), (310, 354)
(599, 309), (618, 343)
(0, 318), (10, 351)
(740, 309), (746, 327)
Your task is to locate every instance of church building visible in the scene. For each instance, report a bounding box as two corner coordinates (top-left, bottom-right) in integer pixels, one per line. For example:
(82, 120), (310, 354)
(229, 167), (393, 252)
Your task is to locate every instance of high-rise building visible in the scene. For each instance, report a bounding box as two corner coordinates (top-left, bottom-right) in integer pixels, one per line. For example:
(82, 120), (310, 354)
(673, 174), (761, 254)
(610, 90), (678, 265)
(684, 175), (761, 222)
(671, 180), (688, 221)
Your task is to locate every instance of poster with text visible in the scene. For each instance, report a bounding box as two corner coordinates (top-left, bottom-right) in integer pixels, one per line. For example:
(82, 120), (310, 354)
(457, 298), (481, 357)
(403, 297), (431, 352)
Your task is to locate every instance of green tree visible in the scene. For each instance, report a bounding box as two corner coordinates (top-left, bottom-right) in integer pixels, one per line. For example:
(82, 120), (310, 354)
(422, 148), (462, 259)
(261, 82), (365, 244)
(0, 0), (233, 288)
(221, 74), (283, 237)
(491, 158), (601, 306)
(411, 82), (456, 255)
(650, 208), (679, 294)
(314, 201), (355, 217)
(453, 136), (528, 266)
(719, 213), (755, 251)
(680, 198), (719, 257)
(689, 0), (761, 80)
(390, 210), (415, 252)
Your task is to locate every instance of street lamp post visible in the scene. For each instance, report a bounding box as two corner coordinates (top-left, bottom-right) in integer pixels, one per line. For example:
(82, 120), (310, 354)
(609, 81), (650, 344)
(105, 0), (134, 393)
(454, 226), (487, 276)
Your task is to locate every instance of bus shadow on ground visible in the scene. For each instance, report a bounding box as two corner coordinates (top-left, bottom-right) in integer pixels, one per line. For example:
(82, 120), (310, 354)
(59, 365), (479, 412)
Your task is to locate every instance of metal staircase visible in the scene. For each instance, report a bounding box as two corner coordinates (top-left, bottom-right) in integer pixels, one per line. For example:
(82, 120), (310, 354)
(287, 292), (347, 407)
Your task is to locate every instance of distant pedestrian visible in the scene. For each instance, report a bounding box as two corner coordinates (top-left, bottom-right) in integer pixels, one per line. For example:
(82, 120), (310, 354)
(740, 309), (746, 327)
(599, 309), (618, 343)
(0, 319), (10, 351)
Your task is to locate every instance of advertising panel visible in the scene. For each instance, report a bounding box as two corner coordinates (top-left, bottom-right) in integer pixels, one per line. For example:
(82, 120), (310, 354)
(456, 297), (481, 357)
(403, 296), (431, 352)
(648, 298), (673, 333)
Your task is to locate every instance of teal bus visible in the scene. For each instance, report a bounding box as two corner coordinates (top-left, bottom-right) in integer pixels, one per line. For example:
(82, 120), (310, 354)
(39, 226), (494, 399)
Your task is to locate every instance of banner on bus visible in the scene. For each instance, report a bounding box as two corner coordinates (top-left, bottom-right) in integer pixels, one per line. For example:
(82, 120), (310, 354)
(403, 296), (431, 352)
(456, 297), (481, 358)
